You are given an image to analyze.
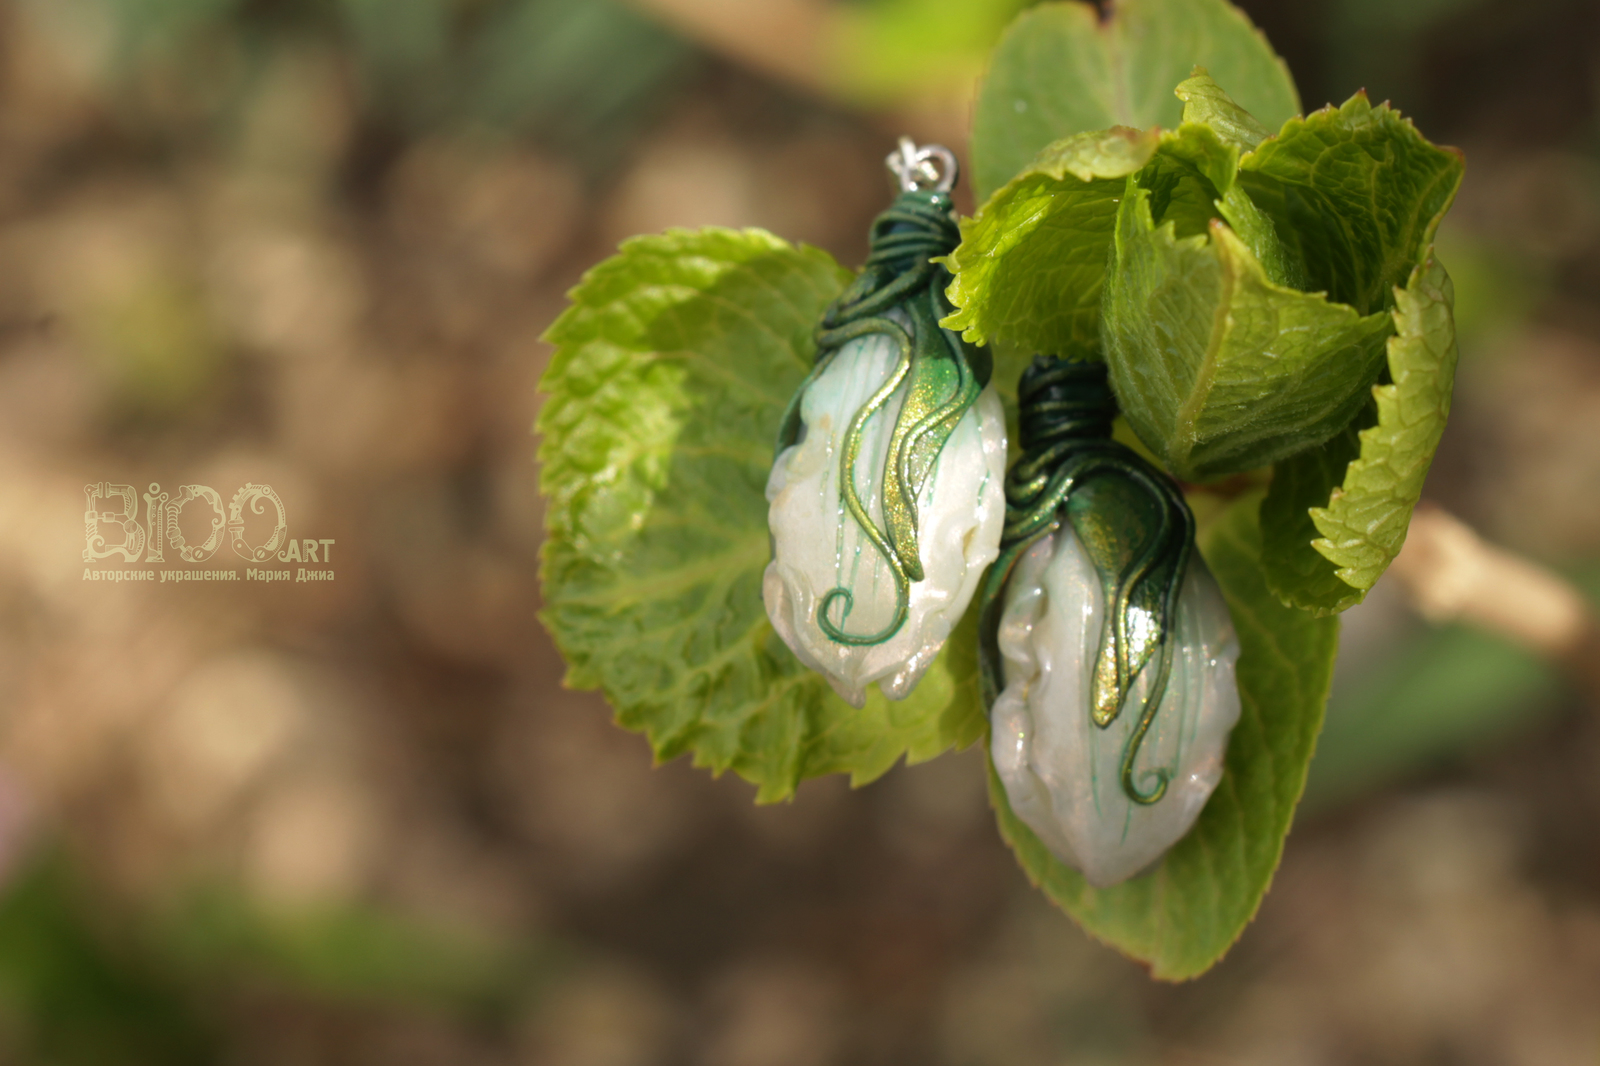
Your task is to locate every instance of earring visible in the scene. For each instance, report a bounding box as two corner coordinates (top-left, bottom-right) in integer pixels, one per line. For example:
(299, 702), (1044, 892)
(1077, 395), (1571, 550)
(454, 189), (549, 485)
(980, 355), (1241, 887)
(764, 139), (1007, 708)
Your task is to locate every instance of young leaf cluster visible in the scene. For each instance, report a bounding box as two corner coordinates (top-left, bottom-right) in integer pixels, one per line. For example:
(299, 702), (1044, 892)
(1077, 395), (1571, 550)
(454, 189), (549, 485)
(948, 12), (1463, 617)
(537, 0), (1463, 980)
(935, 0), (1461, 976)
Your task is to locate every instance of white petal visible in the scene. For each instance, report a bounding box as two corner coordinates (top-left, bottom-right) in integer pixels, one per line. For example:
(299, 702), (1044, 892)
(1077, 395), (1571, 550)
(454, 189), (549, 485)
(990, 525), (1241, 887)
(763, 324), (1006, 707)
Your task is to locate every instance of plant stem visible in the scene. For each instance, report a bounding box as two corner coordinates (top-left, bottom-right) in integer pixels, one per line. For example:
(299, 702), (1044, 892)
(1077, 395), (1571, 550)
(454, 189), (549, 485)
(1388, 504), (1600, 697)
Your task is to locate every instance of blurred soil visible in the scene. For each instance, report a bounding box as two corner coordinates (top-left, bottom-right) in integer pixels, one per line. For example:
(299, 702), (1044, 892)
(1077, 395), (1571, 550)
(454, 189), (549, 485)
(1, 0), (1599, 1063)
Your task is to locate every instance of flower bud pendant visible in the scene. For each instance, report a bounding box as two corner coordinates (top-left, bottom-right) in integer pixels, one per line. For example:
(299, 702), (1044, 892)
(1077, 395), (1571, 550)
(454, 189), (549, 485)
(764, 141), (1007, 708)
(979, 357), (1240, 888)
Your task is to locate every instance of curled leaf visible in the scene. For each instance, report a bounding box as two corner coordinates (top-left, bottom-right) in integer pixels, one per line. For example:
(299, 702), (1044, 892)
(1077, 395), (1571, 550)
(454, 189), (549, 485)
(1261, 253), (1459, 611)
(1101, 83), (1462, 482)
(942, 127), (1159, 358)
(1103, 177), (1394, 482)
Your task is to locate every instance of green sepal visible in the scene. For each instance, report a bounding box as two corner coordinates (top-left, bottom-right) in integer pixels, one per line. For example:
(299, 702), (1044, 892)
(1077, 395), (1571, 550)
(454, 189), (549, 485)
(989, 490), (1339, 980)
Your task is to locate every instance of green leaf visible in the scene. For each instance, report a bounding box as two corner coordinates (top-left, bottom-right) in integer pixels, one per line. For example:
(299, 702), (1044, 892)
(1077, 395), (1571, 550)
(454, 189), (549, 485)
(539, 228), (988, 803)
(1215, 182), (1307, 290)
(1159, 78), (1302, 287)
(1241, 101), (1465, 605)
(1174, 67), (1271, 150)
(943, 74), (1263, 358)
(1258, 410), (1370, 614)
(1237, 93), (1465, 316)
(942, 126), (1160, 356)
(1260, 254), (1458, 611)
(1153, 112), (1241, 193)
(989, 491), (1339, 980)
(970, 0), (1300, 200)
(1102, 173), (1395, 482)
(1307, 254), (1460, 592)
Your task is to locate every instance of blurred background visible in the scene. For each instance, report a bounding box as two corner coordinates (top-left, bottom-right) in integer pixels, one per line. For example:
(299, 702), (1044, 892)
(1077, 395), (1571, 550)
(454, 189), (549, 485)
(1, 0), (1599, 1062)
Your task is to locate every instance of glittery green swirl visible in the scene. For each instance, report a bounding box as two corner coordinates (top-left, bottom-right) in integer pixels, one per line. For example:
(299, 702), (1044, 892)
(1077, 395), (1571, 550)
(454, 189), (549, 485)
(977, 357), (1194, 805)
(775, 188), (992, 648)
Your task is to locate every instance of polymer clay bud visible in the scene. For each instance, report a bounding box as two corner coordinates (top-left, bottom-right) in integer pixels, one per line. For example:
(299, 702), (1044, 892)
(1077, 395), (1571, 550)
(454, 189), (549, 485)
(764, 140), (1007, 708)
(979, 357), (1241, 888)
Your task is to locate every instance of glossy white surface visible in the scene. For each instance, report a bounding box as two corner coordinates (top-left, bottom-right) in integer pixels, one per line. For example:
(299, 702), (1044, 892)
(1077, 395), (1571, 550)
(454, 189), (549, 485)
(990, 526), (1241, 887)
(763, 323), (1006, 707)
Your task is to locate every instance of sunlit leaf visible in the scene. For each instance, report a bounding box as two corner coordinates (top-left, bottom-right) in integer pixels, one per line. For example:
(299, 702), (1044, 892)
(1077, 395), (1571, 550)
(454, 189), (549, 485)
(538, 228), (988, 803)
(970, 0), (1299, 199)
(942, 126), (1159, 357)
(1297, 255), (1459, 602)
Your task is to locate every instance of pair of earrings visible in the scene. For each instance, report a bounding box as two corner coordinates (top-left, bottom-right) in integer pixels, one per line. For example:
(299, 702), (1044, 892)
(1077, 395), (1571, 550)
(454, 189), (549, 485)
(763, 140), (1241, 888)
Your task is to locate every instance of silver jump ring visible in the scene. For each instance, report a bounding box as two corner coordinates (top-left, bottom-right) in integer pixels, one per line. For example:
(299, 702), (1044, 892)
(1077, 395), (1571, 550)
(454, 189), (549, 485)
(886, 137), (958, 193)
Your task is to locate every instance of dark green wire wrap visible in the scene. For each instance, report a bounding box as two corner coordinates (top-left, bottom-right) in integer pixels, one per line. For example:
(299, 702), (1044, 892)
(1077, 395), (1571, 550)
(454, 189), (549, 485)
(774, 188), (992, 647)
(977, 357), (1196, 805)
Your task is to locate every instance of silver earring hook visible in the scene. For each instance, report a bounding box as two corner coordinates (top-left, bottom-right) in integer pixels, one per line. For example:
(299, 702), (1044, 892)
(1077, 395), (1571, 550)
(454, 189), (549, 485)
(886, 137), (958, 193)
